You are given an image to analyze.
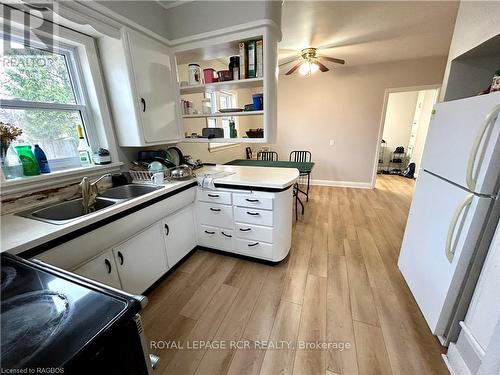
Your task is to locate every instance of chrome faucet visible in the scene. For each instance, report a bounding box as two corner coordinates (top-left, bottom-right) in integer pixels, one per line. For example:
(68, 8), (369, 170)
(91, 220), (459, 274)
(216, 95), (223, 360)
(80, 173), (111, 212)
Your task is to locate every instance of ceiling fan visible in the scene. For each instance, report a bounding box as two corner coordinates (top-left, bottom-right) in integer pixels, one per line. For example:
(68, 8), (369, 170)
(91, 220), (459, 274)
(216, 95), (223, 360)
(280, 47), (345, 76)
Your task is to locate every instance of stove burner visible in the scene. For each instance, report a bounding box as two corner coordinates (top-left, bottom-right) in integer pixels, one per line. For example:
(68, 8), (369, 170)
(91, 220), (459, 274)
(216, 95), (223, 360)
(1, 290), (72, 368)
(1, 266), (17, 291)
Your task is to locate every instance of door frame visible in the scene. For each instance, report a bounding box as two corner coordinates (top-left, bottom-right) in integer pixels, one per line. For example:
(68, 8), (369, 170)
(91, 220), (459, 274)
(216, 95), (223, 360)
(370, 84), (441, 188)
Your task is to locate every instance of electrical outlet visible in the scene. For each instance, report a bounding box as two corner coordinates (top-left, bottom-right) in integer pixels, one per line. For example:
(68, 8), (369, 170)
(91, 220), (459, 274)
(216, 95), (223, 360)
(329, 139), (335, 146)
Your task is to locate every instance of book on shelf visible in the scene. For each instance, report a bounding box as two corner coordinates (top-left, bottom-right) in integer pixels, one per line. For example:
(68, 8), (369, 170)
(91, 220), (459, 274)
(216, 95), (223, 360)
(256, 40), (263, 78)
(238, 42), (246, 80)
(247, 40), (256, 79)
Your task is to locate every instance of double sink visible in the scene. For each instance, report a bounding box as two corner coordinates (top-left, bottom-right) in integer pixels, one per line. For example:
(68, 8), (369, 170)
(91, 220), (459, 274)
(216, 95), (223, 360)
(18, 184), (162, 225)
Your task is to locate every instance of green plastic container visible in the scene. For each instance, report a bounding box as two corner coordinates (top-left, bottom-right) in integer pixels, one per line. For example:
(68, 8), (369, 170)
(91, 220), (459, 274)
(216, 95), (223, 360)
(15, 145), (40, 176)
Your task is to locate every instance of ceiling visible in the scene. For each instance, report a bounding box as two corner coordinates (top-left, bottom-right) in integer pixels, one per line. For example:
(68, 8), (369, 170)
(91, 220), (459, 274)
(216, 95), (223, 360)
(279, 1), (459, 68)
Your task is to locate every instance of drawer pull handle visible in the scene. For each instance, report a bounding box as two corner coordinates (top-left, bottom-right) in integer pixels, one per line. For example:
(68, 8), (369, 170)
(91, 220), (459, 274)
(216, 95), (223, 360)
(205, 230), (215, 235)
(207, 194), (220, 198)
(221, 231), (232, 238)
(104, 259), (112, 274)
(117, 251), (124, 265)
(239, 228), (251, 232)
(248, 242), (259, 247)
(245, 198), (260, 203)
(210, 208), (221, 212)
(247, 211), (260, 216)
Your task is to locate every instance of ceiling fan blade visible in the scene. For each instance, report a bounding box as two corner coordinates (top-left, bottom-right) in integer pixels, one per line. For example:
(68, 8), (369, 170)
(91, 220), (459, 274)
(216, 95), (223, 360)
(315, 61), (330, 73)
(286, 62), (304, 75)
(278, 56), (301, 67)
(320, 56), (345, 65)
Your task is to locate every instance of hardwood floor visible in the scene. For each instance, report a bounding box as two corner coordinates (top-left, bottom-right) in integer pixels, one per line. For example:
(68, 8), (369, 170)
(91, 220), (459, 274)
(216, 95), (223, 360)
(142, 175), (448, 375)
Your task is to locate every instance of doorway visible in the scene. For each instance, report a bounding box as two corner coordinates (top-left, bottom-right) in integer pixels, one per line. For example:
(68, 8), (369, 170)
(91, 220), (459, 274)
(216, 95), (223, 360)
(376, 87), (439, 182)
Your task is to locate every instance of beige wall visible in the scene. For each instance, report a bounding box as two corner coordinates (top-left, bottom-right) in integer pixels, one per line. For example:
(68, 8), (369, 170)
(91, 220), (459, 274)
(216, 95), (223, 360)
(272, 56), (447, 186)
(381, 91), (419, 157)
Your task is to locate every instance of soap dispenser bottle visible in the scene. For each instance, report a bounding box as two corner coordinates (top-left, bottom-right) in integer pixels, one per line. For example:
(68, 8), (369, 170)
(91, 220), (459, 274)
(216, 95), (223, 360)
(33, 144), (50, 173)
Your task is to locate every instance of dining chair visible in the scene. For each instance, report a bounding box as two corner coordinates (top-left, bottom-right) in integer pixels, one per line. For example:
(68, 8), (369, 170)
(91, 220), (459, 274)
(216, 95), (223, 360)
(257, 151), (279, 161)
(289, 150), (312, 201)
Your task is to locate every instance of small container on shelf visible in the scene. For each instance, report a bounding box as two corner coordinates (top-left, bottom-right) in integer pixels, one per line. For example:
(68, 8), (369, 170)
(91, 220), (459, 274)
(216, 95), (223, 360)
(202, 98), (212, 115)
(203, 68), (218, 83)
(188, 63), (202, 85)
(217, 70), (232, 82)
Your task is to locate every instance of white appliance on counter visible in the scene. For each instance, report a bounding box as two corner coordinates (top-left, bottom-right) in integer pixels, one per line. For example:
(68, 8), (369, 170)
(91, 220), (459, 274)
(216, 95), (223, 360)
(398, 92), (500, 345)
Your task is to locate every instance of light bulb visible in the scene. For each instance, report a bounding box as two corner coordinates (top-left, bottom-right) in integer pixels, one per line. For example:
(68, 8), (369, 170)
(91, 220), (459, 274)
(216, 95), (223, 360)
(299, 61), (319, 75)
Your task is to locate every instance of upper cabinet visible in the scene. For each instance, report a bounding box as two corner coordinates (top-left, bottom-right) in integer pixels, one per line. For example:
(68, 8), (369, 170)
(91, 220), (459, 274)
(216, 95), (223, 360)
(174, 24), (280, 143)
(98, 28), (182, 146)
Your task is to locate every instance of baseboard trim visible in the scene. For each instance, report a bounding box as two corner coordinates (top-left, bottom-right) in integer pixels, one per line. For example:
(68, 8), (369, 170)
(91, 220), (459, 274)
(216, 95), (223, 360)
(310, 179), (372, 189)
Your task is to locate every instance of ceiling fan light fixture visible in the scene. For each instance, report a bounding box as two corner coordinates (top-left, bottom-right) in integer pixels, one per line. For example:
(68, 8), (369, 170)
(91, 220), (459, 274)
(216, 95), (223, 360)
(299, 61), (319, 75)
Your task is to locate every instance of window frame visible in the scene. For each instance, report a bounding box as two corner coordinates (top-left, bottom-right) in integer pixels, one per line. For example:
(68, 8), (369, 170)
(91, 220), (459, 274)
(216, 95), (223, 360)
(0, 30), (98, 166)
(0, 8), (121, 195)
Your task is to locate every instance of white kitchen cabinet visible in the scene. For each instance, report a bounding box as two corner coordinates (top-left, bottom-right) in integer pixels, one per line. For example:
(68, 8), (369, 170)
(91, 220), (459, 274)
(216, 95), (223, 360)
(162, 204), (197, 267)
(98, 28), (182, 146)
(72, 249), (121, 289)
(196, 187), (293, 262)
(113, 222), (168, 294)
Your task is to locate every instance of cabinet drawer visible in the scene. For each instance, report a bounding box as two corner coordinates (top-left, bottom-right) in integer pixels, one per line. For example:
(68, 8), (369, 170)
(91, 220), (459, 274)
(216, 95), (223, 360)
(235, 223), (274, 243)
(219, 229), (235, 251)
(234, 207), (273, 227)
(197, 189), (232, 205)
(236, 239), (273, 259)
(198, 202), (233, 228)
(199, 225), (219, 249)
(233, 194), (273, 210)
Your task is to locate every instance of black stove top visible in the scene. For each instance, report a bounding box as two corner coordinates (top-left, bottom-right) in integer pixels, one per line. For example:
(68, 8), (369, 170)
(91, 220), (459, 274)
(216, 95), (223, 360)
(0, 254), (140, 369)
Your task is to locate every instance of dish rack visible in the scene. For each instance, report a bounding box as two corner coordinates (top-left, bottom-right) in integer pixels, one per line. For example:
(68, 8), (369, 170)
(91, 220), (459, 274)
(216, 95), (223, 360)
(129, 170), (169, 183)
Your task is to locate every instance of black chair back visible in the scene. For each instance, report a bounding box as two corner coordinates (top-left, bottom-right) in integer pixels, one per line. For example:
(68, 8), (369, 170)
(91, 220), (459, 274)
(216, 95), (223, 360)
(289, 150), (312, 163)
(245, 147), (252, 159)
(258, 151), (279, 161)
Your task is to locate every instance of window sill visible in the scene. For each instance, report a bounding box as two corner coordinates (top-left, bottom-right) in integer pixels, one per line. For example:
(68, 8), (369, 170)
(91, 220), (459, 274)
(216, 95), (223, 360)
(0, 162), (123, 197)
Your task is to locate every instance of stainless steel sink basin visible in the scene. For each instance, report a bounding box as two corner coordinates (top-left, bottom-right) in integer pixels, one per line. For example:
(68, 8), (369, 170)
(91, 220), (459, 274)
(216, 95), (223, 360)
(99, 184), (161, 200)
(18, 198), (117, 225)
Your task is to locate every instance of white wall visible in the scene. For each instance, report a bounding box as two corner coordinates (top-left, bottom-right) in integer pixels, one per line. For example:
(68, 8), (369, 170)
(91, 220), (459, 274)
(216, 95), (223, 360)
(381, 91), (419, 156)
(411, 89), (438, 174)
(440, 1), (500, 101)
(272, 56), (447, 186)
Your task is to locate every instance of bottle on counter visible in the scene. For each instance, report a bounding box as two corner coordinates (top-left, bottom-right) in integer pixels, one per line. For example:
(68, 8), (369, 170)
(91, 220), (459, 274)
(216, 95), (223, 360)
(15, 145), (40, 176)
(33, 144), (50, 174)
(76, 124), (93, 167)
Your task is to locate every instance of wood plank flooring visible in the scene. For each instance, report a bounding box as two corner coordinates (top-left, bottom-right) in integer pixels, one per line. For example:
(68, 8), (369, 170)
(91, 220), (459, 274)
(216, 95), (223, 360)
(142, 175), (448, 375)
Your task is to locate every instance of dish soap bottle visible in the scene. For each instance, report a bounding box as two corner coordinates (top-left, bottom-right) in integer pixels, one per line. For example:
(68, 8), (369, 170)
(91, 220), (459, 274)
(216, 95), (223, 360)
(33, 144), (50, 173)
(15, 145), (40, 176)
(76, 124), (93, 166)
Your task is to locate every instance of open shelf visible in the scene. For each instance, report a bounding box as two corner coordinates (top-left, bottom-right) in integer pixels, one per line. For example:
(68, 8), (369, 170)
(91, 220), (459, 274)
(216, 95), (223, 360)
(180, 77), (263, 94)
(182, 110), (264, 119)
(181, 137), (264, 143)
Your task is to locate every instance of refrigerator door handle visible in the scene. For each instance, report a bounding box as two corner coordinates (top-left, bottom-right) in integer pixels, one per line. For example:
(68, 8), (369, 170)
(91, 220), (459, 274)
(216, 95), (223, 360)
(466, 104), (500, 191)
(445, 193), (474, 263)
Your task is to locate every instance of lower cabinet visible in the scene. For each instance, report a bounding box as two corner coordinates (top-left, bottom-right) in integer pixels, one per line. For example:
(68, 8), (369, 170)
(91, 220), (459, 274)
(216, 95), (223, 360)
(162, 204), (197, 267)
(113, 222), (168, 294)
(71, 203), (197, 295)
(72, 249), (121, 290)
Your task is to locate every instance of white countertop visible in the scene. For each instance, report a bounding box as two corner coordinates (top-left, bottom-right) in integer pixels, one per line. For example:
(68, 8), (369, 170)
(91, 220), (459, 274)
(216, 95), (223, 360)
(0, 165), (298, 256)
(196, 164), (299, 189)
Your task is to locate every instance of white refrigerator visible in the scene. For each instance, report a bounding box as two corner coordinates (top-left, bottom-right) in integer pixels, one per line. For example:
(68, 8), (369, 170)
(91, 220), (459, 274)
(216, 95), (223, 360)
(398, 92), (500, 344)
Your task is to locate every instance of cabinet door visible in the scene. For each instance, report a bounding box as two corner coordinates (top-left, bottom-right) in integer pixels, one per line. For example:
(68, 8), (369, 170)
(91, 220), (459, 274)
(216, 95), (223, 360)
(72, 250), (121, 289)
(126, 30), (181, 144)
(113, 223), (168, 294)
(163, 205), (197, 267)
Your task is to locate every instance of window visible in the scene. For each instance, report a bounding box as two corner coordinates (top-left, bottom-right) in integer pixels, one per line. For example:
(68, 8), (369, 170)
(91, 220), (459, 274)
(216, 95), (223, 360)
(0, 35), (93, 174)
(205, 91), (237, 139)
